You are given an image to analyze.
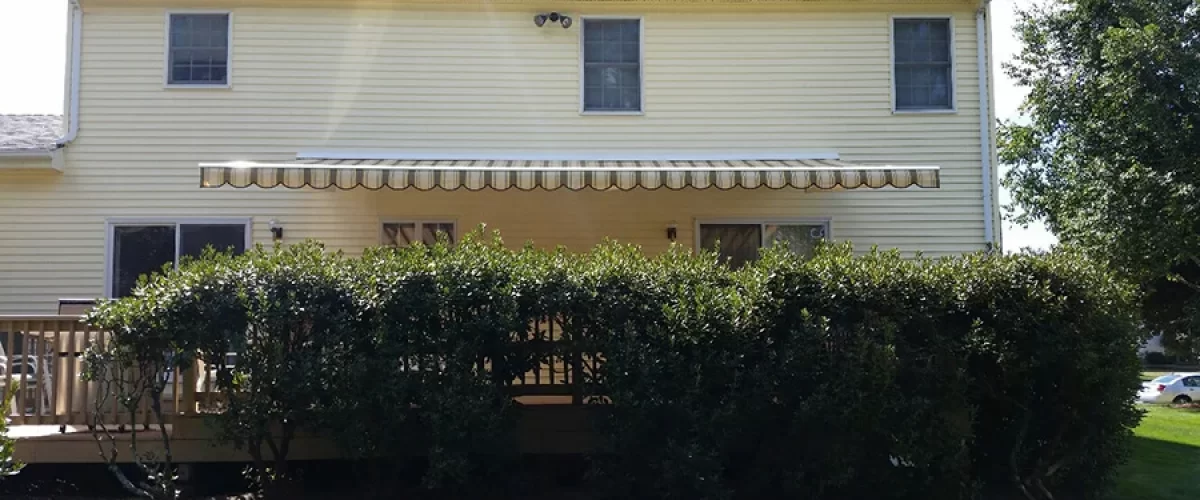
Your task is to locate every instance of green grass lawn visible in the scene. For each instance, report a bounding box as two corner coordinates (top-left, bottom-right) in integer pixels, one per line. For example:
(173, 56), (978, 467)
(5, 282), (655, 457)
(1140, 371), (1172, 382)
(1112, 405), (1200, 500)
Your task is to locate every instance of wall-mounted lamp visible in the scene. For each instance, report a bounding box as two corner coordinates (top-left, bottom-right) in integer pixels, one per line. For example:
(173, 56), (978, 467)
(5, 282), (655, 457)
(666, 223), (678, 242)
(534, 12), (573, 29)
(268, 219), (284, 242)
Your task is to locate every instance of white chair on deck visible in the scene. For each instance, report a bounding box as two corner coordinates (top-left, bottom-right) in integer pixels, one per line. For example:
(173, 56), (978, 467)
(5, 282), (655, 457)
(0, 355), (53, 416)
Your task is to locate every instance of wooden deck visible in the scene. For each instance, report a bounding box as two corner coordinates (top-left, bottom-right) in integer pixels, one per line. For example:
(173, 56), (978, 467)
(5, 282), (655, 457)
(12, 405), (597, 463)
(0, 316), (597, 464)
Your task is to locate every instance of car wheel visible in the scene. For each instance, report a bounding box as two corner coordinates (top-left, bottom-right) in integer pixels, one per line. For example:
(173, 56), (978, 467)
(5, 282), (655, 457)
(1173, 395), (1192, 404)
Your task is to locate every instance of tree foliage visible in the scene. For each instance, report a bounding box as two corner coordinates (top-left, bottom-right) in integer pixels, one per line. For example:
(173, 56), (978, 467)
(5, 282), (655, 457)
(1000, 0), (1200, 354)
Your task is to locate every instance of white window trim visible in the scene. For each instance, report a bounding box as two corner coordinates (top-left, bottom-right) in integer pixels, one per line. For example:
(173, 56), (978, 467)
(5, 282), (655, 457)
(164, 10), (234, 89)
(103, 217), (253, 298)
(380, 219), (459, 246)
(889, 15), (957, 114)
(693, 218), (833, 253)
(579, 16), (646, 116)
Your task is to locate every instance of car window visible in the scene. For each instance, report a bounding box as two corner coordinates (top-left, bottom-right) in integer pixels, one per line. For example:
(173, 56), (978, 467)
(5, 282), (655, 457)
(1152, 375), (1182, 384)
(1184, 377), (1200, 387)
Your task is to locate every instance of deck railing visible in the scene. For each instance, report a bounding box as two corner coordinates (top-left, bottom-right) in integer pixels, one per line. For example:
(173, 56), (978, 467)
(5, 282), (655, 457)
(0, 315), (592, 429)
(0, 316), (204, 428)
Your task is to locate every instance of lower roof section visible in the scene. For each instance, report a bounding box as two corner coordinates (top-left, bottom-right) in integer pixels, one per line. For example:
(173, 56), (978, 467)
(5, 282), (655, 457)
(199, 158), (941, 191)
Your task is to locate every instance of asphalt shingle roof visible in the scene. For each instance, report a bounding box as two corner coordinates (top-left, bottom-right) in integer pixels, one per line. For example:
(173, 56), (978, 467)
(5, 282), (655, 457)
(0, 115), (63, 153)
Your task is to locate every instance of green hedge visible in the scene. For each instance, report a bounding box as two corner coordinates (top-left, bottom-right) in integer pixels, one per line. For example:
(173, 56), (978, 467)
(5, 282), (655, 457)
(86, 232), (1143, 499)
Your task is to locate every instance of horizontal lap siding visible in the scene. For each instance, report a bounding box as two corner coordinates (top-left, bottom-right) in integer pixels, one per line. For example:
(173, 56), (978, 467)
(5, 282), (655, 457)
(0, 4), (988, 314)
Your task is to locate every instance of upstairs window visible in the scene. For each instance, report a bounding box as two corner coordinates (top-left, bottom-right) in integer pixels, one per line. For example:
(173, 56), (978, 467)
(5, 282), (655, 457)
(893, 18), (953, 111)
(109, 220), (248, 298)
(167, 13), (231, 86)
(699, 221), (829, 269)
(382, 221), (457, 247)
(582, 18), (642, 113)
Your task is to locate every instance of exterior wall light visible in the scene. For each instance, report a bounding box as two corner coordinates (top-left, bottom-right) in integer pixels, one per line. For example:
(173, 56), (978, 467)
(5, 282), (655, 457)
(666, 223), (678, 242)
(534, 12), (572, 29)
(268, 219), (284, 241)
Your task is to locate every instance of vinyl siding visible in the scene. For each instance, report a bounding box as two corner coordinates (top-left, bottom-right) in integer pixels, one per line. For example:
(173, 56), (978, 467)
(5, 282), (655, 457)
(0, 1), (993, 314)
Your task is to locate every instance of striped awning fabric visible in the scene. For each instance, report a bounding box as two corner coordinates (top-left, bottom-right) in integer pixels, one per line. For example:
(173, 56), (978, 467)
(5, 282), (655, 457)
(198, 159), (940, 191)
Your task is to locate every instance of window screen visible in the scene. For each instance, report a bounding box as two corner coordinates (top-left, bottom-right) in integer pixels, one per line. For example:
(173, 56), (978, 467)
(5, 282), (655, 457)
(583, 19), (641, 112)
(168, 13), (230, 85)
(701, 222), (828, 268)
(766, 224), (827, 259)
(383, 222), (456, 247)
(893, 18), (953, 110)
(180, 224), (247, 260)
(700, 224), (762, 269)
(111, 226), (176, 298)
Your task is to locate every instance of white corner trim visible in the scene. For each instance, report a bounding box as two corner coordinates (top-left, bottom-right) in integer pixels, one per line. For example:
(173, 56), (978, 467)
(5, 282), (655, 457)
(294, 150), (842, 162)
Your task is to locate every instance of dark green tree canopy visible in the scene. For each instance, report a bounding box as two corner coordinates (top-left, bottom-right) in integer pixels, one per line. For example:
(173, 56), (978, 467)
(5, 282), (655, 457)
(1001, 0), (1200, 354)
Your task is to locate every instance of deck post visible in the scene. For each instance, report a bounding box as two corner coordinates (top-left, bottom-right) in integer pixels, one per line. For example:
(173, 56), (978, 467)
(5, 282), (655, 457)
(570, 350), (584, 405)
(180, 357), (199, 416)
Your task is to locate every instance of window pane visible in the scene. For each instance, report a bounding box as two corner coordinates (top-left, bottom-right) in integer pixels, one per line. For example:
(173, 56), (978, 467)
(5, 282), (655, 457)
(180, 224), (246, 261)
(582, 19), (641, 112)
(167, 13), (229, 85)
(766, 224), (827, 259)
(421, 223), (456, 245)
(383, 223), (417, 247)
(112, 226), (176, 298)
(700, 224), (762, 269)
(894, 19), (952, 110)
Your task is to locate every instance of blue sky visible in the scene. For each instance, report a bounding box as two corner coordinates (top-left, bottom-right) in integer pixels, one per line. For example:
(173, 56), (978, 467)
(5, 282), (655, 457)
(0, 0), (1056, 252)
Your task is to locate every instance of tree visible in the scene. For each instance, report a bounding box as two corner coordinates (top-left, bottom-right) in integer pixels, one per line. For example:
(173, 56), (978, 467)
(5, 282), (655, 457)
(193, 243), (363, 496)
(82, 342), (182, 500)
(1000, 0), (1200, 356)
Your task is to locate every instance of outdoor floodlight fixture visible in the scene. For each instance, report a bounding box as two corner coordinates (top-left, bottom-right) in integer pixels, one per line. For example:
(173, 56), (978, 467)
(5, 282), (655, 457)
(534, 12), (573, 28)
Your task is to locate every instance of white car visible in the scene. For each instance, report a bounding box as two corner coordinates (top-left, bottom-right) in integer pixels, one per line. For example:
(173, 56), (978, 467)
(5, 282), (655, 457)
(1139, 373), (1200, 404)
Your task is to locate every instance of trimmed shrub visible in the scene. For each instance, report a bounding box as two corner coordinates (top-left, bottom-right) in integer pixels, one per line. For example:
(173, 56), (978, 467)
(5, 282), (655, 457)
(87, 232), (1141, 500)
(323, 233), (534, 493)
(956, 251), (1143, 500)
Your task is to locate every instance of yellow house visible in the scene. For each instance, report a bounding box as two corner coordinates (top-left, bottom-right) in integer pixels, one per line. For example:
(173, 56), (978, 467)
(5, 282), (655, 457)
(0, 0), (999, 315)
(0, 0), (999, 462)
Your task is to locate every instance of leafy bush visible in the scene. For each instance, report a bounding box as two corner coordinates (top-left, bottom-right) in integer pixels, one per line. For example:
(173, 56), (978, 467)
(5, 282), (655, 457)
(323, 234), (533, 493)
(956, 251), (1143, 500)
(582, 246), (974, 500)
(0, 382), (23, 480)
(87, 232), (1141, 500)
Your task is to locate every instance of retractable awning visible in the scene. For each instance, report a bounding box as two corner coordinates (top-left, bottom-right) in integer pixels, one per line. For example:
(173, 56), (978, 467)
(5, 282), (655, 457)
(199, 159), (940, 191)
